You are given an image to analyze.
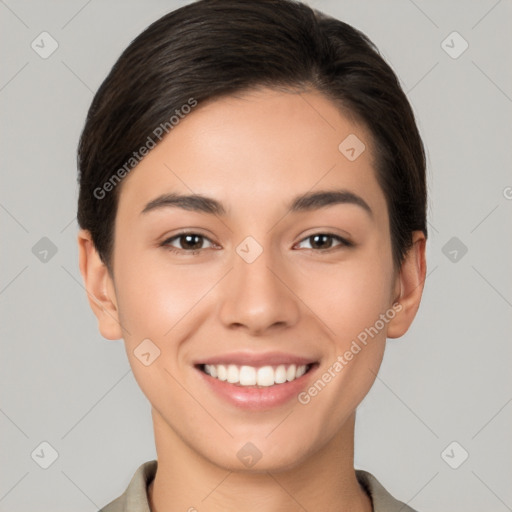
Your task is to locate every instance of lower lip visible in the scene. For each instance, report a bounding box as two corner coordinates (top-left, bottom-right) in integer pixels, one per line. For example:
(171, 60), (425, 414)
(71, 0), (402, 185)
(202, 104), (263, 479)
(196, 365), (317, 411)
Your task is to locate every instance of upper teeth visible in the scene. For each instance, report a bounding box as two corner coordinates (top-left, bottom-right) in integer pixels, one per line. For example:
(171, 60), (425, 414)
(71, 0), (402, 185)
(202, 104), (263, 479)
(203, 364), (308, 387)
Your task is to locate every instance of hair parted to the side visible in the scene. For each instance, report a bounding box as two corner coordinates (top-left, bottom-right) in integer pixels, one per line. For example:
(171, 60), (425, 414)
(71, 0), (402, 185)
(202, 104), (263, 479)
(77, 0), (427, 274)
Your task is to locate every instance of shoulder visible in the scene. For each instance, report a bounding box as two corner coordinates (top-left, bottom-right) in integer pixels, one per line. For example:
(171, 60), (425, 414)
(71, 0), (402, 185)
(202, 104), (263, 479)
(356, 470), (418, 512)
(98, 460), (157, 512)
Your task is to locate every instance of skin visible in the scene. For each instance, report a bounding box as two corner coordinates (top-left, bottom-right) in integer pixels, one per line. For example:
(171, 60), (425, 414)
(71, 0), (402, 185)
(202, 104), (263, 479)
(78, 88), (426, 512)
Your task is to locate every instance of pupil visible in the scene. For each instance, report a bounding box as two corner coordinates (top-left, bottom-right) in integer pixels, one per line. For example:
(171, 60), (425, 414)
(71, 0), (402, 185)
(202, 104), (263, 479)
(183, 235), (202, 250)
(311, 234), (331, 249)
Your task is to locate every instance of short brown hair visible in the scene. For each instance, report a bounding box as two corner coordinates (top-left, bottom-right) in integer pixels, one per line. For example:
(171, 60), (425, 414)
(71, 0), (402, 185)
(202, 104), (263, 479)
(77, 0), (427, 272)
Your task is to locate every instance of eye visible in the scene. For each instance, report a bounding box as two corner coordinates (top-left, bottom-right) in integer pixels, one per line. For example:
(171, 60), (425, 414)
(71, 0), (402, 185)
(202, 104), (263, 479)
(161, 232), (216, 254)
(295, 233), (352, 251)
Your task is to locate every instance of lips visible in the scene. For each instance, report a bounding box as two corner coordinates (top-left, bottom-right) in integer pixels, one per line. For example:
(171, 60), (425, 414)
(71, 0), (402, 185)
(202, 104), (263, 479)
(193, 351), (319, 410)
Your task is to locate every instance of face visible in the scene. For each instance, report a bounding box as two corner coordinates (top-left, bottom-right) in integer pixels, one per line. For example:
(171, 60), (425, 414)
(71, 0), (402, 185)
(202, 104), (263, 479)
(98, 88), (407, 471)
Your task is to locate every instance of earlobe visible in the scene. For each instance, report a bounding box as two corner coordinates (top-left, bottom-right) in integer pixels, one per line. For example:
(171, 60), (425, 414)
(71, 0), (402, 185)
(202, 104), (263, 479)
(387, 231), (427, 339)
(77, 229), (123, 340)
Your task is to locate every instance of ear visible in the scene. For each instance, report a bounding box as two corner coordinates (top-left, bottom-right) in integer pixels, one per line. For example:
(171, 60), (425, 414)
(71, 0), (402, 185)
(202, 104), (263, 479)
(387, 231), (427, 338)
(77, 229), (123, 340)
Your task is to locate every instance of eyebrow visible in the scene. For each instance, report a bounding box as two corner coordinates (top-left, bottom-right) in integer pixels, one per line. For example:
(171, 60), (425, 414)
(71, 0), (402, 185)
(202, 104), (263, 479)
(140, 189), (373, 218)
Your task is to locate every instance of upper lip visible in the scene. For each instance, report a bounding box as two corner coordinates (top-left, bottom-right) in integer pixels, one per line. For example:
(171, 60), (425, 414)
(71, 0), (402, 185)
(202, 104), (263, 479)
(195, 351), (317, 368)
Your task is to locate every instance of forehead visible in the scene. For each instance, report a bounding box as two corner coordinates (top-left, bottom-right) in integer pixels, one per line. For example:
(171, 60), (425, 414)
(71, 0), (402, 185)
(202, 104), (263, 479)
(116, 87), (386, 220)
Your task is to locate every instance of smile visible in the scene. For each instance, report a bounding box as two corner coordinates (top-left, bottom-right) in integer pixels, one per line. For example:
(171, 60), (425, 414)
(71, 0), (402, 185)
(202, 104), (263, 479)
(194, 352), (319, 410)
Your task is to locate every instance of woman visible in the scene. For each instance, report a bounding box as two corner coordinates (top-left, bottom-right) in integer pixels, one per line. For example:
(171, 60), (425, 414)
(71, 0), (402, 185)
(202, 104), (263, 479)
(77, 1), (427, 510)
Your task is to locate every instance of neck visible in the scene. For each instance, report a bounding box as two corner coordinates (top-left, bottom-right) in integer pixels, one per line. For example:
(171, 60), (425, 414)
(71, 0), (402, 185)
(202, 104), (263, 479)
(148, 410), (372, 512)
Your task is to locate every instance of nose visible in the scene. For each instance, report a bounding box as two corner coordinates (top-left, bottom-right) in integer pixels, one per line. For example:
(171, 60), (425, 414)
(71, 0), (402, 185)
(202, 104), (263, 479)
(218, 244), (300, 335)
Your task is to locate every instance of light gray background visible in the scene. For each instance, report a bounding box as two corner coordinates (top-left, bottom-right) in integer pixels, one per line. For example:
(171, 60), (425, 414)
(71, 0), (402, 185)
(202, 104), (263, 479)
(1, 1), (511, 511)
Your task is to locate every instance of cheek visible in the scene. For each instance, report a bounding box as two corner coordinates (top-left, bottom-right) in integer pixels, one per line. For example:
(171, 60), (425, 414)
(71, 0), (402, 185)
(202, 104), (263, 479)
(298, 256), (393, 424)
(114, 245), (219, 336)
(112, 253), (206, 408)
(306, 252), (394, 342)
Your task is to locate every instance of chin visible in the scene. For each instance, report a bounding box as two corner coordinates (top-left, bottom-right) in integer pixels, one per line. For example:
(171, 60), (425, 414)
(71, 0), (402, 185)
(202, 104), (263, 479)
(201, 436), (317, 474)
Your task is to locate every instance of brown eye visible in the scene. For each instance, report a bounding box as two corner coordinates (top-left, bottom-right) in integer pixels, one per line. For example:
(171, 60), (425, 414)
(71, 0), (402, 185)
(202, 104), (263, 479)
(161, 233), (215, 253)
(296, 233), (352, 251)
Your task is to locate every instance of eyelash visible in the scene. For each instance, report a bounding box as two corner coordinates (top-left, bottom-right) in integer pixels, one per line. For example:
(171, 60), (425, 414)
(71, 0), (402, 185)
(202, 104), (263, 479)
(160, 231), (353, 255)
